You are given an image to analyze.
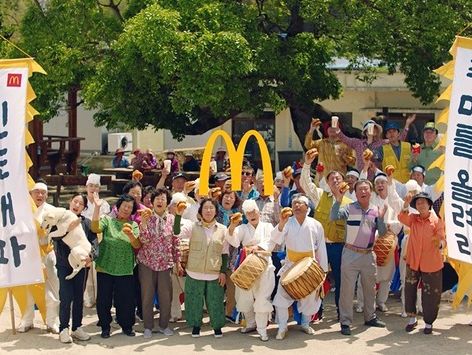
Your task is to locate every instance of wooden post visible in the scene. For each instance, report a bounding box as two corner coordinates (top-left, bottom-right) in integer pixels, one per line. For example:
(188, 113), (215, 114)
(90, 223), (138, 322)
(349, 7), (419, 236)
(8, 289), (16, 335)
(67, 87), (78, 175)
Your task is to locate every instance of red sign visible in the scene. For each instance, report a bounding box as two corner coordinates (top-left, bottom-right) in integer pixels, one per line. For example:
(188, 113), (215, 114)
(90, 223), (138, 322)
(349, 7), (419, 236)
(7, 73), (22, 87)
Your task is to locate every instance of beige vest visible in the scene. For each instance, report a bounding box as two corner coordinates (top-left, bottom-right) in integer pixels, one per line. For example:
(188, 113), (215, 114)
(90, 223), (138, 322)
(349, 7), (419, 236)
(186, 223), (226, 275)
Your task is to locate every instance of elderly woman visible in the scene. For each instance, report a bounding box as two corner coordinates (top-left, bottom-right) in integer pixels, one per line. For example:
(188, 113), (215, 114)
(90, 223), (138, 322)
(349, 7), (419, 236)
(91, 193), (141, 338)
(174, 198), (229, 338)
(227, 200), (275, 342)
(138, 188), (181, 338)
(55, 193), (97, 343)
(399, 192), (446, 335)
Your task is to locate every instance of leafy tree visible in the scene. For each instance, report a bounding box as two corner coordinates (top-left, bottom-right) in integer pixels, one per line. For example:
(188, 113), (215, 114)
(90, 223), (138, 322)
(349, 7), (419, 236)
(7, 0), (472, 145)
(83, 0), (471, 143)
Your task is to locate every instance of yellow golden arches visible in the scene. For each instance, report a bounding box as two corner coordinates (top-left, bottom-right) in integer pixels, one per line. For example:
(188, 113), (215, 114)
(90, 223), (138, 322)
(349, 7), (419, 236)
(199, 129), (274, 196)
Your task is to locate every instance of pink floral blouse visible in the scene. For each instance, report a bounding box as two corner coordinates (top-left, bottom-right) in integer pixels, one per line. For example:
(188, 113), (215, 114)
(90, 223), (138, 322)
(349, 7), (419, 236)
(138, 212), (180, 271)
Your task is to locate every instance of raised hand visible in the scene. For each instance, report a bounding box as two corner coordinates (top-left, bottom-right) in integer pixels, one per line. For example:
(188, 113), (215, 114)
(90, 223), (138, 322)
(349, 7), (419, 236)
(305, 148), (318, 165)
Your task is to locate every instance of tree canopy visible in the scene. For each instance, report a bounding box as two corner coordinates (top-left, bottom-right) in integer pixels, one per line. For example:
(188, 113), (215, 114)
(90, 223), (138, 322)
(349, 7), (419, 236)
(1, 0), (471, 144)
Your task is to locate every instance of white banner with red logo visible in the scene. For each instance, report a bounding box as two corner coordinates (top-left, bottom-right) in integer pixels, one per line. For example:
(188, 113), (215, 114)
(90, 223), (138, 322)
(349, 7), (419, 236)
(444, 38), (472, 263)
(0, 67), (43, 287)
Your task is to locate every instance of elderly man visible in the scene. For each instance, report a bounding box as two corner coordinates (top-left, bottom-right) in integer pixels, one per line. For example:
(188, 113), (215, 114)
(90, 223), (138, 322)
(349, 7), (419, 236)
(300, 149), (352, 317)
(269, 194), (328, 340)
(331, 179), (388, 336)
(227, 200), (275, 342)
(18, 182), (59, 333)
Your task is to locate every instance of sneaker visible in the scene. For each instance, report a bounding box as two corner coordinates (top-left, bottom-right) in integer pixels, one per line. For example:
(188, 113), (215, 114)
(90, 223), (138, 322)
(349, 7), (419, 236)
(423, 326), (433, 335)
(191, 327), (200, 338)
(159, 327), (174, 336)
(405, 321), (418, 332)
(400, 312), (408, 318)
(341, 325), (351, 336)
(355, 306), (363, 313)
(240, 326), (257, 334)
(59, 328), (72, 343)
(301, 325), (315, 335)
(47, 324), (60, 334)
(214, 328), (223, 338)
(101, 329), (111, 339)
(143, 329), (152, 339)
(17, 323), (34, 333)
(259, 332), (269, 342)
(377, 304), (388, 312)
(364, 318), (386, 328)
(469, 320), (472, 326)
(72, 327), (91, 341)
(275, 328), (287, 340)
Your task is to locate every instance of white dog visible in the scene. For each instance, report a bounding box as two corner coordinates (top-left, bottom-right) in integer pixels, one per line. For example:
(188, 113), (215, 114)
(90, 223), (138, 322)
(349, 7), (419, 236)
(41, 207), (92, 280)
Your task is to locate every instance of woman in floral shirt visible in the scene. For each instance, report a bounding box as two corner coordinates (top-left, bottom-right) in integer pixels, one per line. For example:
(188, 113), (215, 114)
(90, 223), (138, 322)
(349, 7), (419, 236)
(138, 188), (182, 338)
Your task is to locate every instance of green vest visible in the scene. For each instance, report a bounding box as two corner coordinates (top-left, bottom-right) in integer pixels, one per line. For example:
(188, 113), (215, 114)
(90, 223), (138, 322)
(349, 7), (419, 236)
(186, 223), (226, 275)
(382, 142), (411, 183)
(316, 193), (351, 243)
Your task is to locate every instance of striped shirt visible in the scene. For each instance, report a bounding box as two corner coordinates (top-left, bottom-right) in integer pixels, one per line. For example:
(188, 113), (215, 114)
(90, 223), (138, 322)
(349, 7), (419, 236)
(330, 201), (386, 249)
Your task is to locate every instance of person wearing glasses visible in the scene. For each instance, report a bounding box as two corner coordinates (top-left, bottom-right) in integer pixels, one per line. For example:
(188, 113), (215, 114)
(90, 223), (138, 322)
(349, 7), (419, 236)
(238, 165), (260, 201)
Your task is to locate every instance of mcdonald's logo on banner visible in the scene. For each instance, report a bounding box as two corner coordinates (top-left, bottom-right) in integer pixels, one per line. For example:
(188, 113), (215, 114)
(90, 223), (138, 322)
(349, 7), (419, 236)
(7, 73), (22, 87)
(199, 129), (274, 196)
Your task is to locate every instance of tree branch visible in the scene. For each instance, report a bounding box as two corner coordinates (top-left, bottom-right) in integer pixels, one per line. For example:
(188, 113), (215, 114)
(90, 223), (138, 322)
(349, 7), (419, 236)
(97, 0), (124, 22)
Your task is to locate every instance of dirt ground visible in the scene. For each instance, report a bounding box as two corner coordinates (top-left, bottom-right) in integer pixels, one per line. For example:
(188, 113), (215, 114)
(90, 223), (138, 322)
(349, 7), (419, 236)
(1, 292), (471, 355)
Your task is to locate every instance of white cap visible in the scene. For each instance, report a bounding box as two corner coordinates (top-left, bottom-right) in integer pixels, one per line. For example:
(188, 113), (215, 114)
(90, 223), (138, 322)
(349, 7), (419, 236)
(292, 195), (310, 206)
(86, 173), (101, 186)
(31, 182), (48, 192)
(405, 179), (421, 192)
(275, 171), (283, 181)
(346, 170), (360, 179)
(216, 146), (226, 153)
(170, 192), (187, 206)
(242, 199), (259, 214)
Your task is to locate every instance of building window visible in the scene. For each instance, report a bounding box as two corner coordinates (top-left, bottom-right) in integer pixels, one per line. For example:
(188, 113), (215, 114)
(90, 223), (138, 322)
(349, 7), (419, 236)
(232, 112), (275, 170)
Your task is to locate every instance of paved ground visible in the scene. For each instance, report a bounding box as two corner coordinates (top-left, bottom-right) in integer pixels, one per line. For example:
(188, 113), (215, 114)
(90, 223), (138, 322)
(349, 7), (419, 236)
(1, 293), (471, 355)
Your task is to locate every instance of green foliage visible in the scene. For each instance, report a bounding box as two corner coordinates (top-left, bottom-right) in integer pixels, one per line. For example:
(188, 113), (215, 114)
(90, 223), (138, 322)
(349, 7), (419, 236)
(5, 0), (472, 140)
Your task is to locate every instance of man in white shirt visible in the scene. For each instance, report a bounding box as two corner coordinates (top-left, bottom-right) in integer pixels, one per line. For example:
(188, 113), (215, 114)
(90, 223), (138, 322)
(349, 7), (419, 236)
(269, 194), (328, 340)
(227, 200), (275, 342)
(18, 182), (59, 334)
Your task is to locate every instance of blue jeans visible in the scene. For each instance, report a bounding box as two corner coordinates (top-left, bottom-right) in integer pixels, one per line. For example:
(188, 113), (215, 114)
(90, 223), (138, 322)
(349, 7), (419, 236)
(326, 243), (344, 310)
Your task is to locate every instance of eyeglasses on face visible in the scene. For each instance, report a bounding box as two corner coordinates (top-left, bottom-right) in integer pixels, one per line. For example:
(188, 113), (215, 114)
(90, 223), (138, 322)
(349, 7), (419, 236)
(242, 172), (253, 176)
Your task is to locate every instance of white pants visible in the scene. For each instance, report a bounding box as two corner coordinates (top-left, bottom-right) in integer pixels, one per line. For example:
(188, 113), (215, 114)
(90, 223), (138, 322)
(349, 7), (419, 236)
(171, 272), (185, 319)
(235, 266), (275, 334)
(21, 251), (59, 327)
(83, 263), (97, 307)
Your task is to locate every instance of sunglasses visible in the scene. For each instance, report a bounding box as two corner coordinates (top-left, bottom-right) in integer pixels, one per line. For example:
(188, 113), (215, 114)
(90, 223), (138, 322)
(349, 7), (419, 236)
(242, 172), (253, 176)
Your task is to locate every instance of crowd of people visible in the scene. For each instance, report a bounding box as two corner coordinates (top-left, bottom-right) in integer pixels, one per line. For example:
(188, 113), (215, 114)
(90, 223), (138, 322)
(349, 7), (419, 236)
(20, 115), (456, 344)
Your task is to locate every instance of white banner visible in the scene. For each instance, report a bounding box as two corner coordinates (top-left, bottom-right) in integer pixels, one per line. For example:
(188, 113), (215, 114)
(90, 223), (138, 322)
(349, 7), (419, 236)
(0, 67), (43, 287)
(444, 44), (472, 263)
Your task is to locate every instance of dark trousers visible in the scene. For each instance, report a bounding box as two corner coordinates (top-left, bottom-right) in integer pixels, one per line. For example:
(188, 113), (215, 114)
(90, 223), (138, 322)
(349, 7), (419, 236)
(134, 265), (143, 318)
(97, 272), (136, 332)
(57, 266), (86, 332)
(405, 266), (442, 325)
(327, 243), (344, 310)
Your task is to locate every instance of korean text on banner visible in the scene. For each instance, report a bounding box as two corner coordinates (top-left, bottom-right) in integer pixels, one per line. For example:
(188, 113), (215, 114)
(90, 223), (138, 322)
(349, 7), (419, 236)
(444, 42), (472, 263)
(0, 67), (43, 287)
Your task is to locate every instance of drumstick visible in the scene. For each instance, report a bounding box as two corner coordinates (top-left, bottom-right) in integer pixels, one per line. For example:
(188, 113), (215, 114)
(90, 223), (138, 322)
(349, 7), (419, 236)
(244, 247), (271, 256)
